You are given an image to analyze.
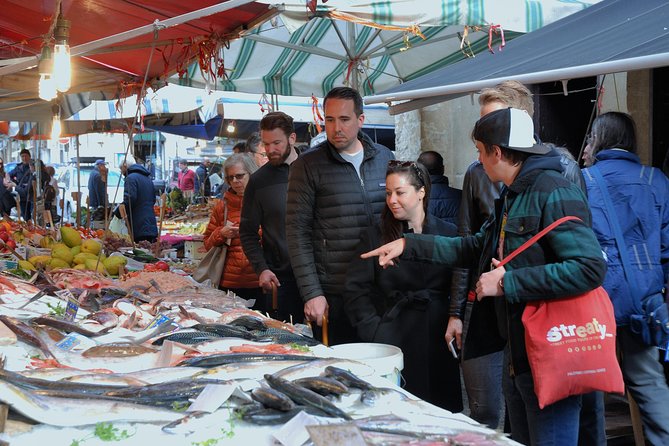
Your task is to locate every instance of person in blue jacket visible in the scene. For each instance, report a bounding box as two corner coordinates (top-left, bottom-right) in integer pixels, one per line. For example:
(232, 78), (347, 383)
(115, 156), (158, 243)
(582, 112), (669, 446)
(88, 159), (108, 209)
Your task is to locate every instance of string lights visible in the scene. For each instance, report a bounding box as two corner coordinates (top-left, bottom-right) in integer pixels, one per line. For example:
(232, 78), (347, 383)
(50, 103), (62, 140)
(38, 9), (71, 101)
(226, 120), (236, 134)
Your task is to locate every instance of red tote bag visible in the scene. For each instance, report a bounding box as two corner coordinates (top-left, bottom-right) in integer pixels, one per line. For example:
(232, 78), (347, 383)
(499, 216), (624, 409)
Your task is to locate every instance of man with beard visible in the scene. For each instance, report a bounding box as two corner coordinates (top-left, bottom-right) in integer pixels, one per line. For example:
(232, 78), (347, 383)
(240, 112), (304, 323)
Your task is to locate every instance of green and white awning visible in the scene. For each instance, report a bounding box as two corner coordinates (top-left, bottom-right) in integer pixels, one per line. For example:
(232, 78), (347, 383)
(172, 0), (600, 97)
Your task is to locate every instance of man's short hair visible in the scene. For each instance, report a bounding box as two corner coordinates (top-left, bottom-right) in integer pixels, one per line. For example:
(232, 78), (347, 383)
(19, 148), (30, 157)
(323, 87), (363, 117)
(478, 80), (534, 117)
(417, 151), (445, 176)
(259, 112), (295, 139)
(178, 160), (187, 166)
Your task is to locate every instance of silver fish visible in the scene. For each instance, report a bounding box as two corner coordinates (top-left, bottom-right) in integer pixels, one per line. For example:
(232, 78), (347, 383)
(0, 380), (181, 426)
(82, 343), (158, 358)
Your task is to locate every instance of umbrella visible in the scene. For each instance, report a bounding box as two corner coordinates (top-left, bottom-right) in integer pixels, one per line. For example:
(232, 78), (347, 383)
(173, 0), (600, 97)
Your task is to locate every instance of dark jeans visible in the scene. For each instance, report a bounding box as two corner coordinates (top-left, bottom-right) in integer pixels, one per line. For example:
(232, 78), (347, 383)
(578, 392), (606, 446)
(503, 348), (582, 445)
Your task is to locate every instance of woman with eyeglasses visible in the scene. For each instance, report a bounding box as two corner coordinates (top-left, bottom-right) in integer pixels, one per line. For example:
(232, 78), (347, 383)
(0, 158), (16, 217)
(203, 154), (262, 302)
(344, 160), (463, 412)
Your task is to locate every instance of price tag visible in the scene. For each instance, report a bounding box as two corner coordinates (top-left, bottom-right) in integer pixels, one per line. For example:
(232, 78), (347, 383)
(55, 289), (79, 322)
(187, 384), (235, 413)
(56, 333), (82, 351)
(147, 313), (172, 330)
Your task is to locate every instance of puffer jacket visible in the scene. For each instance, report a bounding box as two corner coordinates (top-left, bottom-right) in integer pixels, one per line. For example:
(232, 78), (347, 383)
(427, 175), (462, 226)
(402, 151), (607, 376)
(204, 191), (259, 289)
(121, 164), (158, 241)
(286, 132), (394, 302)
(583, 149), (669, 325)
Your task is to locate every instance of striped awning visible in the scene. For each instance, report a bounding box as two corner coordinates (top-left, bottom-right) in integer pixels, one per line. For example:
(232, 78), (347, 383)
(173, 0), (600, 97)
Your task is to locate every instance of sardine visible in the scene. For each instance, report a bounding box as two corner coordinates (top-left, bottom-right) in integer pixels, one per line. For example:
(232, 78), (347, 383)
(0, 315), (54, 358)
(152, 330), (223, 346)
(192, 323), (263, 341)
(325, 366), (375, 391)
(293, 376), (349, 396)
(177, 353), (318, 368)
(264, 374), (351, 420)
(82, 342), (158, 358)
(251, 386), (295, 411)
(0, 380), (181, 426)
(251, 327), (320, 346)
(32, 315), (110, 338)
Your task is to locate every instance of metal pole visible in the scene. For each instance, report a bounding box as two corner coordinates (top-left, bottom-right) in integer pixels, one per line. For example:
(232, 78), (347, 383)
(76, 136), (81, 227)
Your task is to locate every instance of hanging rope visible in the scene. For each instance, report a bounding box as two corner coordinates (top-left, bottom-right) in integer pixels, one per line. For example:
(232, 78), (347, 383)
(311, 95), (324, 134)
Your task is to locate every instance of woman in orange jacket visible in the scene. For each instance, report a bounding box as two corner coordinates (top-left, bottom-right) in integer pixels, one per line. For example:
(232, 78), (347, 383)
(203, 154), (262, 302)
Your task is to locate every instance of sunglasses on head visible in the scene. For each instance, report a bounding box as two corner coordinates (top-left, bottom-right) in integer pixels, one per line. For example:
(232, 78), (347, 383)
(388, 160), (425, 185)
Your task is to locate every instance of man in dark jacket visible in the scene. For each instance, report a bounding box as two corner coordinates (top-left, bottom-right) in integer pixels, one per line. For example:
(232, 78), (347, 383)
(195, 158), (211, 198)
(364, 108), (606, 446)
(116, 156), (158, 243)
(417, 150), (461, 225)
(88, 159), (107, 209)
(286, 87), (394, 345)
(10, 149), (33, 220)
(240, 112), (304, 323)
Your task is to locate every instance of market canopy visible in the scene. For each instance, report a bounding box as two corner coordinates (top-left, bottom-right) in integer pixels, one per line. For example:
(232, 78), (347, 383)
(0, 0), (278, 122)
(364, 0), (669, 114)
(173, 0), (600, 97)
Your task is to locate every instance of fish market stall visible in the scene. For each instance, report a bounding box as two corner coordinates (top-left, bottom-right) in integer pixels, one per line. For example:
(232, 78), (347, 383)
(0, 227), (521, 446)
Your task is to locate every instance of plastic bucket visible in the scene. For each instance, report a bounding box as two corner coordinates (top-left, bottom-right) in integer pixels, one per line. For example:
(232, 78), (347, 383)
(330, 343), (404, 386)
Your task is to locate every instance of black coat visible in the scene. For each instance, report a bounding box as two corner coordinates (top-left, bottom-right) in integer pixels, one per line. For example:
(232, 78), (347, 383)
(344, 214), (463, 411)
(120, 164), (157, 241)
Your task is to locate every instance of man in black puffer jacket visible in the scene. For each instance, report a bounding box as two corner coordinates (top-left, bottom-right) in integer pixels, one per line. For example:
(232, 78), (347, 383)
(286, 87), (394, 345)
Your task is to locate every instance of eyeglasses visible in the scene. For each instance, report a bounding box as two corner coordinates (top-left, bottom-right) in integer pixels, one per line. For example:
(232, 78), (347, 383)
(388, 160), (425, 185)
(253, 151), (268, 158)
(225, 172), (248, 182)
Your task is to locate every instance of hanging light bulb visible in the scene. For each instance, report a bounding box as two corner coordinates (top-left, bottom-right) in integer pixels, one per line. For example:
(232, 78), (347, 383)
(50, 104), (62, 140)
(52, 15), (71, 93)
(226, 120), (236, 134)
(215, 138), (222, 152)
(38, 46), (56, 101)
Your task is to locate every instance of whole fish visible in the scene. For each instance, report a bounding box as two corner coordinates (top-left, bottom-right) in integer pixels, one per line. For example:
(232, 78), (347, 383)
(152, 330), (223, 346)
(293, 376), (349, 396)
(62, 373), (149, 387)
(118, 366), (206, 385)
(192, 323), (264, 341)
(32, 315), (110, 338)
(228, 315), (267, 331)
(239, 407), (307, 425)
(0, 315), (54, 358)
(194, 360), (316, 382)
(84, 310), (119, 328)
(251, 327), (320, 346)
(0, 367), (126, 395)
(0, 380), (181, 426)
(264, 374), (351, 420)
(103, 379), (228, 406)
(325, 366), (375, 391)
(82, 343), (158, 358)
(177, 353), (318, 368)
(251, 386), (295, 411)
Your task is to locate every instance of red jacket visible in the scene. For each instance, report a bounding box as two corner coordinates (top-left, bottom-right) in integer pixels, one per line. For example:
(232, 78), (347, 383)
(203, 191), (259, 289)
(178, 169), (195, 191)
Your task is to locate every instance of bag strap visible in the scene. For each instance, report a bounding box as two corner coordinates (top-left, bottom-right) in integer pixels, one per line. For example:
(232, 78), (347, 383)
(588, 165), (639, 290)
(498, 216), (583, 268)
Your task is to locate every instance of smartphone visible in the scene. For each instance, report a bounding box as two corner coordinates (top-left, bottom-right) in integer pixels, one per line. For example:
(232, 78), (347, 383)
(448, 338), (459, 359)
